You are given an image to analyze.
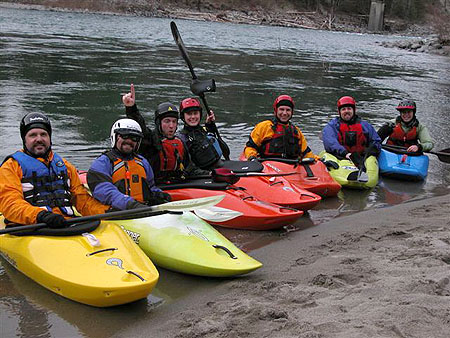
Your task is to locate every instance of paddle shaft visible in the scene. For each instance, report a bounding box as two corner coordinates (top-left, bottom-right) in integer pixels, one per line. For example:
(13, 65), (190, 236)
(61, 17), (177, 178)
(170, 21), (231, 160)
(382, 144), (450, 163)
(188, 171), (298, 180)
(0, 195), (225, 235)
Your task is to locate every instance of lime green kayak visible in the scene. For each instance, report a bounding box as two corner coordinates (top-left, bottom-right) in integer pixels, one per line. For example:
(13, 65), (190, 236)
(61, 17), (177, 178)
(103, 211), (262, 277)
(319, 151), (379, 189)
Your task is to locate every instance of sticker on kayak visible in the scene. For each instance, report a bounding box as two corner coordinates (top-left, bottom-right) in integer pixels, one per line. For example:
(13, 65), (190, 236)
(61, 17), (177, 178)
(194, 206), (243, 223)
(341, 165), (358, 171)
(265, 163), (281, 172)
(120, 225), (141, 244)
(106, 258), (124, 269)
(186, 226), (209, 242)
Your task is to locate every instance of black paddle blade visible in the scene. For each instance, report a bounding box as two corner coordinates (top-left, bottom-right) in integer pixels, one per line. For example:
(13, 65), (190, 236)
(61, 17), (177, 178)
(435, 148), (450, 163)
(170, 21), (197, 79)
(191, 78), (216, 95)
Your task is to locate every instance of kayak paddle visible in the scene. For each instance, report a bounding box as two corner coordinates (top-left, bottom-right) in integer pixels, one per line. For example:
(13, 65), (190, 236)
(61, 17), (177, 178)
(170, 21), (231, 160)
(0, 195), (225, 235)
(382, 144), (450, 164)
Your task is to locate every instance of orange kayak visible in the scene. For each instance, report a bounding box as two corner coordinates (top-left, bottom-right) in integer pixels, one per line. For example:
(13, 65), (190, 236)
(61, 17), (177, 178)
(78, 171), (303, 231)
(238, 155), (341, 197)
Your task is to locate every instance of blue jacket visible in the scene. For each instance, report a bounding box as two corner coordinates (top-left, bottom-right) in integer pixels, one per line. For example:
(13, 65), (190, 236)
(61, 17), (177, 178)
(88, 150), (161, 210)
(322, 117), (381, 158)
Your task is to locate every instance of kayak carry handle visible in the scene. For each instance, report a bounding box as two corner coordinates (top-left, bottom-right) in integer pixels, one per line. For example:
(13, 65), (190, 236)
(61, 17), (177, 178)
(86, 248), (118, 256)
(213, 244), (237, 259)
(126, 270), (146, 282)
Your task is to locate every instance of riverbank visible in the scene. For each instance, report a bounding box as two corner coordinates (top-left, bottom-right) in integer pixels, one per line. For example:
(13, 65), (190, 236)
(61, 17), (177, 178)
(117, 194), (450, 338)
(1, 1), (449, 56)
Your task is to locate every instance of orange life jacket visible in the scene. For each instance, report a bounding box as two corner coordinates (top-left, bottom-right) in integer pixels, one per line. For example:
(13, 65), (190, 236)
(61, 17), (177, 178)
(387, 123), (418, 147)
(106, 152), (149, 203)
(338, 121), (367, 154)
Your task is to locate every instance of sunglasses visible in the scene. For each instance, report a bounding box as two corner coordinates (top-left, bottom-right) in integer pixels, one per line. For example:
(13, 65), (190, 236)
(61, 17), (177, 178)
(118, 134), (141, 142)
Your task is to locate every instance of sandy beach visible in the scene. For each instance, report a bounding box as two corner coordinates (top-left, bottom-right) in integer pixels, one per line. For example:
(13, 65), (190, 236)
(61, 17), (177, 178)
(115, 194), (450, 338)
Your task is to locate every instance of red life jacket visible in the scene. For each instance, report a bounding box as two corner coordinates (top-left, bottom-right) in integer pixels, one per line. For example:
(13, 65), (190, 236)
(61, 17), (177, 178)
(159, 138), (186, 173)
(387, 123), (418, 147)
(261, 120), (301, 158)
(106, 152), (149, 203)
(338, 121), (367, 154)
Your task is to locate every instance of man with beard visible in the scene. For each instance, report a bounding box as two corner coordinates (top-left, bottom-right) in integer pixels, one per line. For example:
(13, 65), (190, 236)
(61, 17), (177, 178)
(322, 96), (381, 164)
(87, 118), (171, 210)
(0, 112), (109, 228)
(377, 99), (433, 153)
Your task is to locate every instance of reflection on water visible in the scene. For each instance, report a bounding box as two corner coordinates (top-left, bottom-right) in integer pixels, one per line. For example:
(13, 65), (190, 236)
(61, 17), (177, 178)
(1, 6), (450, 338)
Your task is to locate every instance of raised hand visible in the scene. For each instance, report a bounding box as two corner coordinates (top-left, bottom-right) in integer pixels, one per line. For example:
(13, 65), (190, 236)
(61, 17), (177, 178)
(205, 110), (216, 123)
(122, 83), (135, 107)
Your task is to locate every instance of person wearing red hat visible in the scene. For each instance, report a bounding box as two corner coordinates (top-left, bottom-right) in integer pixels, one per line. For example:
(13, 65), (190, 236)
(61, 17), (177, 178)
(377, 99), (433, 153)
(243, 94), (318, 161)
(177, 97), (224, 170)
(322, 96), (381, 163)
(0, 113), (109, 227)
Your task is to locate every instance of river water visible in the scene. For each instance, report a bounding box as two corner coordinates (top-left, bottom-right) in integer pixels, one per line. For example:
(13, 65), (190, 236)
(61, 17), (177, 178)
(1, 6), (449, 337)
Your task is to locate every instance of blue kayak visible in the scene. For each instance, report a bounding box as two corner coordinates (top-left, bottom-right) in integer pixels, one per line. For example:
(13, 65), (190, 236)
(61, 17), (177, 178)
(378, 147), (429, 181)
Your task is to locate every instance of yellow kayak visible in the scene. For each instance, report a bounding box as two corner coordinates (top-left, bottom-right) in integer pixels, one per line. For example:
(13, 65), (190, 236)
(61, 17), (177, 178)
(0, 217), (159, 307)
(319, 151), (379, 189)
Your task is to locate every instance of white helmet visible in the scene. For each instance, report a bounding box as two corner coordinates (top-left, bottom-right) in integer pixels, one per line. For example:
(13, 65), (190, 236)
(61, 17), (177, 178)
(110, 118), (144, 149)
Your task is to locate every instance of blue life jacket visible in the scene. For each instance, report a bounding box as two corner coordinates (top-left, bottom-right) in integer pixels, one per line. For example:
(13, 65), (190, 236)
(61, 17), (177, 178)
(11, 151), (74, 216)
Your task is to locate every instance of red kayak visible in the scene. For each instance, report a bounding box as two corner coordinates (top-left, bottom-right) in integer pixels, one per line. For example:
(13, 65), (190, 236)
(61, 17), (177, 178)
(218, 161), (321, 211)
(238, 155), (341, 197)
(78, 171), (303, 231)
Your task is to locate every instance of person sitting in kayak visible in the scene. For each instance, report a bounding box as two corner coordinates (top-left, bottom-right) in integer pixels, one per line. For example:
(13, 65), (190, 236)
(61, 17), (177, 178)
(243, 94), (318, 161)
(0, 113), (109, 228)
(122, 84), (208, 184)
(87, 118), (171, 210)
(377, 99), (433, 153)
(322, 96), (381, 166)
(177, 97), (224, 170)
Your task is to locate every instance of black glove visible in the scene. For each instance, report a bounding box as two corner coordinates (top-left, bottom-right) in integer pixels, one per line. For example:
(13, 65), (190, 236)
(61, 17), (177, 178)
(147, 191), (172, 206)
(126, 200), (148, 210)
(37, 210), (68, 229)
(248, 156), (258, 162)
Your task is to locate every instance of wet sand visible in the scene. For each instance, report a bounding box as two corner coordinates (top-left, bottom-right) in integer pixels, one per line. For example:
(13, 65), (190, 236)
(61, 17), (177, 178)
(115, 194), (450, 338)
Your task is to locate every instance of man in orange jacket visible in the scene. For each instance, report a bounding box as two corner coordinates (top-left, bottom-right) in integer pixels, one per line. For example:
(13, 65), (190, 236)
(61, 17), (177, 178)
(0, 112), (108, 227)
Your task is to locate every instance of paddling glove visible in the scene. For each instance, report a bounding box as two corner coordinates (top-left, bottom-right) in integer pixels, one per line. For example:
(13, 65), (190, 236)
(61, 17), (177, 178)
(147, 191), (172, 206)
(248, 156), (258, 162)
(37, 210), (68, 229)
(126, 200), (148, 210)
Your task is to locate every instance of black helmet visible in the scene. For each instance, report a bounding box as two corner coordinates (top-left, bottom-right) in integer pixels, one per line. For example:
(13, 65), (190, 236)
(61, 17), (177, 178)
(20, 112), (52, 141)
(154, 102), (179, 126)
(396, 100), (416, 112)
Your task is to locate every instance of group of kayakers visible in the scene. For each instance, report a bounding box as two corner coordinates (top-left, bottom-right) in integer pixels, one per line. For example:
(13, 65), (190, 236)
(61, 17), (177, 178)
(0, 84), (433, 229)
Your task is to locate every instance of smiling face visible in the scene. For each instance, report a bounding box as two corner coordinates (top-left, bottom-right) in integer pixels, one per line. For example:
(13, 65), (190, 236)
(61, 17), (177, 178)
(115, 133), (140, 154)
(339, 106), (355, 122)
(184, 110), (201, 127)
(24, 128), (51, 156)
(160, 117), (178, 139)
(275, 105), (293, 123)
(399, 109), (414, 123)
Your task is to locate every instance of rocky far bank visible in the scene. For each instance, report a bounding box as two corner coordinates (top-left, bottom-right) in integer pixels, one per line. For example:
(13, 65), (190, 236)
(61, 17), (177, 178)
(1, 1), (449, 56)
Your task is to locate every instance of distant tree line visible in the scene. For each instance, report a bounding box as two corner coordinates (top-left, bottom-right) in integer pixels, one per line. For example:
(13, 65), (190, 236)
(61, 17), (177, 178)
(292, 0), (437, 20)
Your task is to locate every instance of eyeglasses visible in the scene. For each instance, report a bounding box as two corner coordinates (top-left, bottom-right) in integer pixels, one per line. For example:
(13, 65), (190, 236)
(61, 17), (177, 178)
(118, 134), (141, 142)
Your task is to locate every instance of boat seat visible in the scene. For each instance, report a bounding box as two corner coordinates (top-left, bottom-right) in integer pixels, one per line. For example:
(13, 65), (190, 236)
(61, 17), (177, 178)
(221, 160), (264, 173)
(159, 179), (230, 191)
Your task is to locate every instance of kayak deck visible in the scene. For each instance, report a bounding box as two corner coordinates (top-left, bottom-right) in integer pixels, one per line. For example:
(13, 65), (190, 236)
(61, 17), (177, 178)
(0, 218), (159, 307)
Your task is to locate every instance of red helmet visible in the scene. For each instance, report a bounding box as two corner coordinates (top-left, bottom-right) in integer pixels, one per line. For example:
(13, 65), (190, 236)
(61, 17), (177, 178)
(396, 99), (416, 112)
(337, 96), (356, 110)
(273, 95), (294, 113)
(180, 97), (202, 122)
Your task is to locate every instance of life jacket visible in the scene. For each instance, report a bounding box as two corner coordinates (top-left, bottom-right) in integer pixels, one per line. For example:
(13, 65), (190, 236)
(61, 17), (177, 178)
(183, 128), (222, 169)
(387, 123), (418, 147)
(338, 120), (367, 154)
(10, 151), (74, 216)
(260, 120), (301, 158)
(104, 151), (150, 203)
(159, 137), (186, 174)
